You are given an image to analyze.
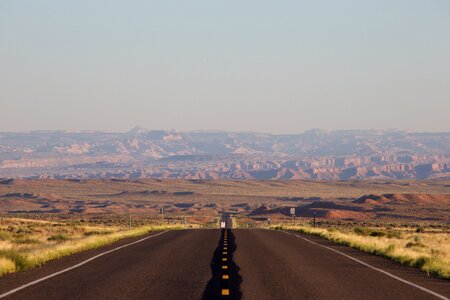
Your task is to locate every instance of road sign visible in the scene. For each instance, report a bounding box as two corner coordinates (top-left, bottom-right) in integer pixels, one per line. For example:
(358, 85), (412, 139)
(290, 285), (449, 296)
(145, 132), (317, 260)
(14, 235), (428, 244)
(221, 221), (226, 228)
(290, 207), (295, 215)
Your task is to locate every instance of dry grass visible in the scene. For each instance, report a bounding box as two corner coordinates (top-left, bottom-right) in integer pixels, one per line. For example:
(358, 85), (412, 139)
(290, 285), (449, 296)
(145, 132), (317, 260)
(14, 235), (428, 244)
(0, 217), (182, 276)
(272, 224), (450, 279)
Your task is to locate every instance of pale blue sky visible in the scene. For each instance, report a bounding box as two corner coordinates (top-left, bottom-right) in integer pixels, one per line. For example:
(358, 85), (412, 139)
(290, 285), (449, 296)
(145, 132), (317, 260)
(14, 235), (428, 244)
(1, 0), (449, 133)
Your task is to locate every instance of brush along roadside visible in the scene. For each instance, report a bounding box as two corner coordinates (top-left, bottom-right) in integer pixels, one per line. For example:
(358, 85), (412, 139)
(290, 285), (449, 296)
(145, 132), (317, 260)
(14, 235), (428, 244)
(0, 218), (183, 276)
(271, 224), (450, 280)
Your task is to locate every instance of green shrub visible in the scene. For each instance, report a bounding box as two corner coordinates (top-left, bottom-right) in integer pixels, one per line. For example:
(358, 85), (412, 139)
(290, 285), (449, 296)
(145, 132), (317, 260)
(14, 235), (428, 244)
(416, 227), (425, 233)
(0, 249), (29, 271)
(353, 227), (368, 235)
(14, 238), (41, 244)
(369, 231), (385, 237)
(83, 231), (112, 236)
(47, 234), (68, 242)
(0, 231), (12, 241)
(16, 227), (32, 234)
(386, 230), (402, 239)
(405, 241), (425, 248)
(412, 256), (430, 268)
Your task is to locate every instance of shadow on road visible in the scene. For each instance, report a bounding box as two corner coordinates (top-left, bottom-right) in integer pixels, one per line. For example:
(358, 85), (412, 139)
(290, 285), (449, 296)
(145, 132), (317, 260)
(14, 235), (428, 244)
(202, 229), (242, 300)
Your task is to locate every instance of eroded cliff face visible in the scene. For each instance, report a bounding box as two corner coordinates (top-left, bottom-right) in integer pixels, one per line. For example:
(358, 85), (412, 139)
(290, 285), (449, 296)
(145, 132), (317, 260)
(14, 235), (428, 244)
(0, 129), (449, 180)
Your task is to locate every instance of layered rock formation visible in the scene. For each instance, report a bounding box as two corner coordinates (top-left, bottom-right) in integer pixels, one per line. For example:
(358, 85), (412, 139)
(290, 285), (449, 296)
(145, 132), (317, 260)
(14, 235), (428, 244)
(0, 129), (449, 180)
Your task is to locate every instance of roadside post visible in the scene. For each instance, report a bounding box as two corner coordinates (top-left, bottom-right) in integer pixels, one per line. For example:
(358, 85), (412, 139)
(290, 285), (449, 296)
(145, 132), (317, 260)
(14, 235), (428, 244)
(313, 211), (316, 228)
(290, 207), (296, 225)
(160, 208), (164, 222)
(129, 211), (132, 230)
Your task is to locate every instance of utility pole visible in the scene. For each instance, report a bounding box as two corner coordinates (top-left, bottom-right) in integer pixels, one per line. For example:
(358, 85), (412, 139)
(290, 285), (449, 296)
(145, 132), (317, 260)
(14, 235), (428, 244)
(160, 207), (164, 222)
(129, 211), (132, 230)
(313, 211), (316, 228)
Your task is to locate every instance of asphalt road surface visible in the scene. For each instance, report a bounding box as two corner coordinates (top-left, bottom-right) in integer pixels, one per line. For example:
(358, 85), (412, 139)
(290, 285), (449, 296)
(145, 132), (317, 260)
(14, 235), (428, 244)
(220, 214), (233, 229)
(0, 229), (449, 300)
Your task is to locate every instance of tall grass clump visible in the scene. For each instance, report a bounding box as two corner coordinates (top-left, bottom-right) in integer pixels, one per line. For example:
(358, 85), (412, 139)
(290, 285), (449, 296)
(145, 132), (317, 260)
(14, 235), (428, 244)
(0, 257), (16, 275)
(0, 249), (29, 271)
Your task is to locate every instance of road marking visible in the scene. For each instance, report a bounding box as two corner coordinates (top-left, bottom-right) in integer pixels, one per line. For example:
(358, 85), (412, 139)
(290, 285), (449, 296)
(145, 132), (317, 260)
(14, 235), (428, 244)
(222, 258), (227, 261)
(222, 265), (228, 269)
(222, 289), (230, 296)
(282, 230), (449, 300)
(223, 251), (228, 255)
(0, 231), (170, 299)
(223, 247), (228, 250)
(222, 274), (229, 279)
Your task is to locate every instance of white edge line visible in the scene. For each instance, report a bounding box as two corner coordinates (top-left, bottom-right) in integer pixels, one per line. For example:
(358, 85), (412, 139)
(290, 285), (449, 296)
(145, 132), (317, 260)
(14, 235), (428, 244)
(281, 230), (449, 300)
(0, 230), (170, 299)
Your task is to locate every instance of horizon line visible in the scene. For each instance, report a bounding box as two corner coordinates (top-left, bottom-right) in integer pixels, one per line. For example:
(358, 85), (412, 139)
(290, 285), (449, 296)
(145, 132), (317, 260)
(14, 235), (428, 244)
(1, 127), (449, 135)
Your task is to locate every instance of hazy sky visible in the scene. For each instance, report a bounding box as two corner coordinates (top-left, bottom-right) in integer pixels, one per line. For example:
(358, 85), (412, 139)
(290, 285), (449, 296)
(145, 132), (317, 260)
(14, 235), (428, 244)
(1, 1), (449, 133)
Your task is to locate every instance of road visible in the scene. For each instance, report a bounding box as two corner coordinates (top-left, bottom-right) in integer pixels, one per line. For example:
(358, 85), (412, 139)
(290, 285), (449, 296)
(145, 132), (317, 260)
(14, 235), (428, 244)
(220, 213), (233, 229)
(0, 229), (449, 300)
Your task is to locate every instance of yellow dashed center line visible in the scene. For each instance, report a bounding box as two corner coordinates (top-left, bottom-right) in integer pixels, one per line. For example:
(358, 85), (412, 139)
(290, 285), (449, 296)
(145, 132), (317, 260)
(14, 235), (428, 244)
(221, 230), (232, 296)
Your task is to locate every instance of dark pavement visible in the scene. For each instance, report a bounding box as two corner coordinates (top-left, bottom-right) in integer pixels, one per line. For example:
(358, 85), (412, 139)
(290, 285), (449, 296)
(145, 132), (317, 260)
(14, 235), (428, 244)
(0, 229), (449, 300)
(233, 229), (450, 300)
(0, 230), (217, 300)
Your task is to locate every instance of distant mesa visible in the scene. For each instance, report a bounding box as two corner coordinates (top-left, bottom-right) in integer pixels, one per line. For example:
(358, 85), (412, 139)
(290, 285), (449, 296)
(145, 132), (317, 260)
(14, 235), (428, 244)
(1, 193), (37, 199)
(173, 203), (195, 208)
(353, 194), (391, 204)
(354, 193), (450, 205)
(173, 191), (195, 196)
(0, 179), (14, 185)
(109, 190), (168, 197)
(66, 179), (85, 183)
(247, 201), (375, 221)
(281, 197), (305, 202)
(247, 205), (270, 216)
